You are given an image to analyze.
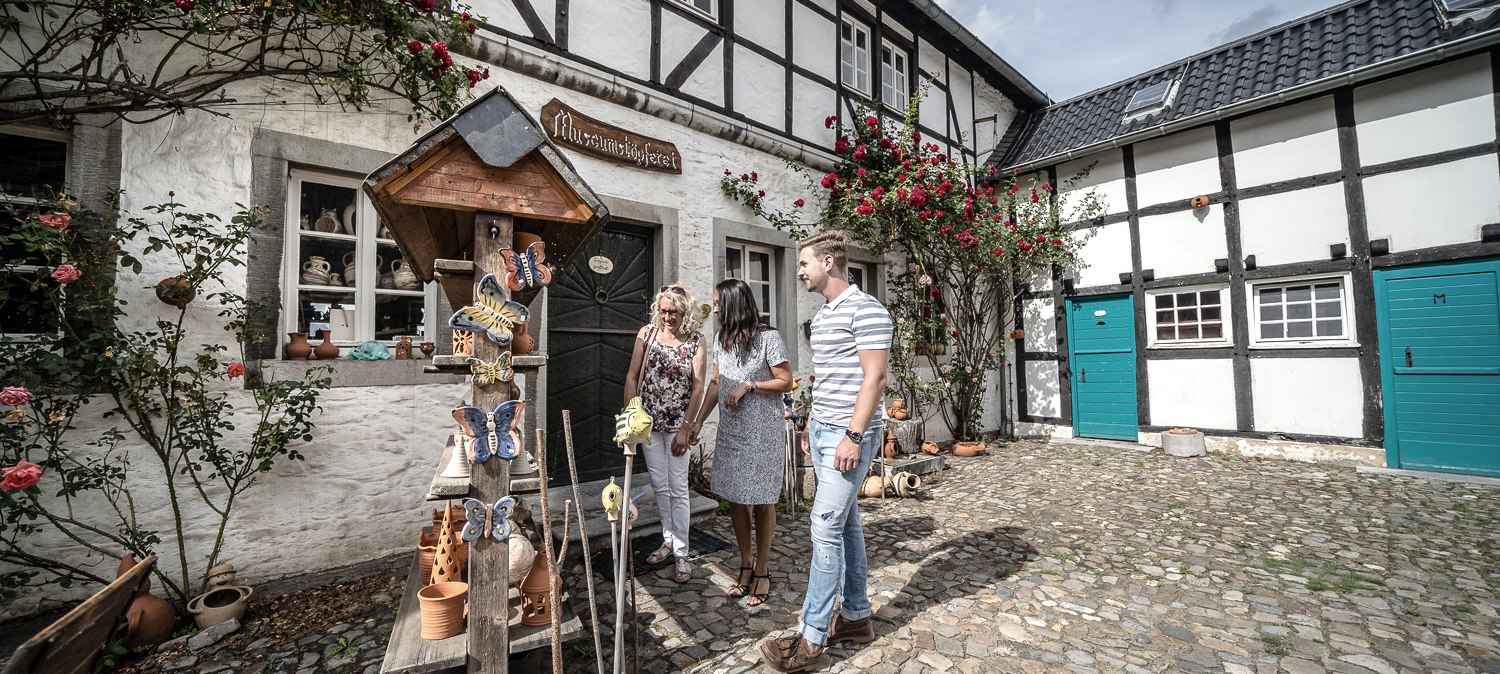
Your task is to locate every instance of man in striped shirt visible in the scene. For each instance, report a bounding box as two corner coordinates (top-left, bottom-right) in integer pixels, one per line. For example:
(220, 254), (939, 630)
(761, 230), (891, 672)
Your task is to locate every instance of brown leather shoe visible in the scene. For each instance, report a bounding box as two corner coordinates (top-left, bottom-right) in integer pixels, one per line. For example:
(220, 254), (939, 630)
(759, 634), (826, 672)
(829, 614), (874, 645)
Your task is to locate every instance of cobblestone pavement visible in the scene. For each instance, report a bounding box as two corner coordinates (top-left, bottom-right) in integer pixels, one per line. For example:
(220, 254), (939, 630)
(133, 438), (1498, 673)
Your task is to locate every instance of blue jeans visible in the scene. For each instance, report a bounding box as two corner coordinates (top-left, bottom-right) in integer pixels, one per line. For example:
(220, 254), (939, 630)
(798, 418), (880, 645)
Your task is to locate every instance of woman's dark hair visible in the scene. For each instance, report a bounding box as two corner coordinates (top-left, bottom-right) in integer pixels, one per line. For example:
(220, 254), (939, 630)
(715, 278), (770, 356)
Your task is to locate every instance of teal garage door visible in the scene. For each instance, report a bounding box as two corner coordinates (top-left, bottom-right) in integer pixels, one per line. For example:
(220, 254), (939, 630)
(1067, 294), (1139, 441)
(1374, 258), (1500, 477)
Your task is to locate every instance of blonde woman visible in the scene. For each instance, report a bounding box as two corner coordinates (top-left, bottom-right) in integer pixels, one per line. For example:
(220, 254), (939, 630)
(623, 284), (709, 583)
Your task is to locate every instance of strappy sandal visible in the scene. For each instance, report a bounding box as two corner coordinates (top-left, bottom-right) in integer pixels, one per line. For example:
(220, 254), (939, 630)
(673, 557), (691, 584)
(744, 574), (771, 607)
(727, 566), (753, 598)
(645, 543), (673, 565)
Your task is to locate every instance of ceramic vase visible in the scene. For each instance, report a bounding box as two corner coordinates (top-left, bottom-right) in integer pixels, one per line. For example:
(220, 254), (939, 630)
(188, 585), (253, 629)
(519, 553), (558, 627)
(892, 472), (922, 498)
(154, 277), (196, 309)
(511, 322), (534, 356)
(116, 554), (175, 649)
(859, 474), (887, 498)
(921, 440), (940, 456)
(419, 342), (436, 359)
(888, 398), (910, 420)
(302, 256), (332, 285)
(286, 332), (312, 360)
(394, 336), (414, 360)
(417, 581), (468, 640)
(392, 259), (421, 290)
(883, 433), (898, 459)
(314, 331), (339, 360)
(953, 441), (985, 457)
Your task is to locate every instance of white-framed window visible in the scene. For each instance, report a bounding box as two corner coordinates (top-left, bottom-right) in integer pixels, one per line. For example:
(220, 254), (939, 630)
(282, 169), (438, 357)
(725, 241), (776, 325)
(1, 128), (70, 337)
(1249, 274), (1356, 347)
(672, 0), (715, 19)
(840, 18), (871, 94)
(880, 41), (908, 111)
(847, 261), (878, 301)
(1147, 285), (1230, 347)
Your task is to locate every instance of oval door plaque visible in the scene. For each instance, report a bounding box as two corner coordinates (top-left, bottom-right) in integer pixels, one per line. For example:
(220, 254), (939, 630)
(1094, 310), (1107, 317)
(588, 255), (614, 274)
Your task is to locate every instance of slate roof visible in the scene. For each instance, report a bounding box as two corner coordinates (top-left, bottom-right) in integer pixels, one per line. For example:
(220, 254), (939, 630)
(998, 0), (1500, 170)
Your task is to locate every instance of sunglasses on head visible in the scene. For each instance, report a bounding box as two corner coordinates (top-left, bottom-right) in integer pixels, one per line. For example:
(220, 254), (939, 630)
(659, 285), (686, 295)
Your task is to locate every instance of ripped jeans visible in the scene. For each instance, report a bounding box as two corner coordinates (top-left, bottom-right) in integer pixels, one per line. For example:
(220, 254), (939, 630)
(798, 418), (880, 645)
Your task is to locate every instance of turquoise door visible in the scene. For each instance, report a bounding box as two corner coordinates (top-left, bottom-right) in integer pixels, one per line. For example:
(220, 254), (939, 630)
(1067, 294), (1139, 441)
(1375, 258), (1500, 477)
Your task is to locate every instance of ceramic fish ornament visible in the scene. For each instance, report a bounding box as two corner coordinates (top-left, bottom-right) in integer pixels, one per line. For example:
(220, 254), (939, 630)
(499, 241), (552, 291)
(601, 477), (622, 522)
(460, 496), (516, 542)
(468, 354), (514, 386)
(448, 274), (528, 346)
(613, 396), (652, 447)
(453, 399), (524, 463)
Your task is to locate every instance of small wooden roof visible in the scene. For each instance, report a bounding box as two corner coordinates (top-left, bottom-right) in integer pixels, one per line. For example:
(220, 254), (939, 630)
(364, 87), (610, 285)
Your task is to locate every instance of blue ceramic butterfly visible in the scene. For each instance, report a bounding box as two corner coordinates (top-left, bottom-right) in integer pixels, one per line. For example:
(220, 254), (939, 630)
(460, 496), (516, 542)
(448, 274), (529, 346)
(500, 241), (552, 292)
(452, 399), (525, 464)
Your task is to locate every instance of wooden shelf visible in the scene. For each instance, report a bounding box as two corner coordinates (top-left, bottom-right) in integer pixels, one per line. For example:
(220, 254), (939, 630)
(427, 354), (548, 375)
(427, 435), (542, 502)
(379, 549), (584, 674)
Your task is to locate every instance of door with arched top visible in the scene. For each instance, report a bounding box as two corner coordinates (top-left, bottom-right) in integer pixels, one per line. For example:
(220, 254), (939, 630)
(546, 222), (653, 486)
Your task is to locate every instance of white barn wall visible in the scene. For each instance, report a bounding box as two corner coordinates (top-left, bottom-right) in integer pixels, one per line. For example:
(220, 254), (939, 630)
(1138, 207), (1227, 278)
(1073, 222), (1133, 288)
(1237, 183), (1349, 267)
(1230, 96), (1341, 188)
(1025, 360), (1062, 418)
(734, 46), (786, 129)
(565, 0), (652, 80)
(1354, 54), (1496, 166)
(1146, 359), (1237, 430)
(1133, 126), (1221, 207)
(736, 0), (785, 53)
(1365, 155), (1500, 251)
(1057, 150), (1126, 217)
(1251, 358), (1364, 438)
(1022, 298), (1056, 352)
(792, 4), (836, 80)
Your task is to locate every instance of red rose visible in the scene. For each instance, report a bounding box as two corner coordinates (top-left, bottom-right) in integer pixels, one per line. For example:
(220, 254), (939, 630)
(750, 171), (758, 181)
(724, 169), (731, 175)
(993, 246), (1004, 256)
(1051, 238), (1064, 245)
(1019, 241), (1033, 251)
(407, 40), (424, 53)
(951, 330), (960, 339)
(856, 200), (874, 215)
(865, 116), (878, 127)
(940, 224), (951, 234)
(227, 361), (245, 378)
(467, 23), (477, 34)
(1035, 235), (1045, 242)
(824, 115), (838, 129)
(741, 173), (750, 181)
(820, 172), (838, 189)
(1007, 184), (1019, 196)
(794, 199), (805, 208)
(0, 460), (41, 493)
(856, 168), (866, 177)
(173, 0), (193, 9)
(871, 186), (885, 200)
(1041, 182), (1052, 191)
(852, 145), (867, 159)
(37, 213), (71, 231)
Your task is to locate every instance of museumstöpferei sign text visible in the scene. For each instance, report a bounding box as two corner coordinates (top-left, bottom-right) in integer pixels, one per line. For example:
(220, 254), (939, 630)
(541, 99), (682, 174)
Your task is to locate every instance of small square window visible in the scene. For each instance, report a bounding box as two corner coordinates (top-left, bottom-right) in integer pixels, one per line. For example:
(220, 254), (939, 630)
(1250, 277), (1353, 347)
(1147, 286), (1230, 347)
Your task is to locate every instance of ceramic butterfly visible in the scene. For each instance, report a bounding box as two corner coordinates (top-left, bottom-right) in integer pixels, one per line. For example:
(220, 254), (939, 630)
(452, 399), (524, 464)
(613, 395), (652, 448)
(448, 274), (529, 346)
(499, 241), (552, 291)
(459, 496), (516, 542)
(468, 354), (514, 386)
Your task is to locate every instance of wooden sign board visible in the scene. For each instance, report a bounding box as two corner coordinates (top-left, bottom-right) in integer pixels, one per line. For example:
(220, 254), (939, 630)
(540, 99), (682, 174)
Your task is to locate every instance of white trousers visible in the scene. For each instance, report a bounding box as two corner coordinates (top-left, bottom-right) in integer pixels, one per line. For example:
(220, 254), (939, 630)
(640, 430), (691, 558)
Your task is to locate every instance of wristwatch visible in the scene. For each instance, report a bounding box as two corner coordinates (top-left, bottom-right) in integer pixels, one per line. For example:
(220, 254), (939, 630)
(746, 379), (758, 392)
(844, 427), (863, 443)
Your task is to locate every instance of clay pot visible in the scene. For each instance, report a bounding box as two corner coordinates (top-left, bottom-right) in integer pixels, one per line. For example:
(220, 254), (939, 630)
(921, 440), (940, 456)
(953, 441), (985, 457)
(511, 322), (534, 356)
(394, 336), (413, 360)
(883, 434), (898, 459)
(392, 259), (421, 291)
(314, 331), (339, 360)
(519, 554), (558, 627)
(513, 231), (543, 250)
(286, 332), (312, 360)
(859, 474), (887, 498)
(417, 531), (439, 586)
(154, 277), (196, 309)
(1011, 328), (1026, 340)
(116, 554), (175, 649)
(187, 585), (252, 629)
(206, 563), (237, 589)
(892, 472), (922, 498)
(417, 581), (468, 640)
(419, 342), (436, 359)
(888, 398), (909, 421)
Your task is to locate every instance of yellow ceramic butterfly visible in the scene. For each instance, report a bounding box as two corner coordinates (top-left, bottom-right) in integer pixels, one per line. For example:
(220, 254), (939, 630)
(613, 395), (653, 447)
(467, 354), (514, 386)
(448, 274), (528, 346)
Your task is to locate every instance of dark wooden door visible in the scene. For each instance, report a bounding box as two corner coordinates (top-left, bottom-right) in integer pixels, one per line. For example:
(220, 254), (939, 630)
(546, 223), (653, 486)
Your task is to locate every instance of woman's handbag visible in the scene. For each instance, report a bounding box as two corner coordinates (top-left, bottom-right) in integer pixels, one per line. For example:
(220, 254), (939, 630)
(613, 327), (656, 447)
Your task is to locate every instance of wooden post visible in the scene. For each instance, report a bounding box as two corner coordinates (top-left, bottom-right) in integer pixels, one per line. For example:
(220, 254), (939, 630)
(468, 211), (513, 674)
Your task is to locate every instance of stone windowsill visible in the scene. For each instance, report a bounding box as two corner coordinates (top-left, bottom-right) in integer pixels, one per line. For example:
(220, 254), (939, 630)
(258, 359), (466, 388)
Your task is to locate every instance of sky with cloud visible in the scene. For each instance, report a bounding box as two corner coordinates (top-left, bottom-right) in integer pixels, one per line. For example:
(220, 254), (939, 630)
(934, 0), (1340, 102)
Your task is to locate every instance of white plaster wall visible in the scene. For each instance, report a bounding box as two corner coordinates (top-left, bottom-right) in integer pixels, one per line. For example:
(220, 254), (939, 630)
(1025, 267), (1055, 294)
(471, 0), (527, 35)
(1250, 358), (1363, 438)
(973, 84), (1017, 165)
(734, 45), (786, 130)
(1057, 150), (1126, 217)
(950, 69), (975, 145)
(882, 15), (913, 41)
(1138, 207), (1227, 279)
(679, 41), (726, 106)
(791, 2), (835, 81)
(792, 74), (837, 147)
(1146, 359), (1237, 431)
(1355, 54), (1496, 166)
(1230, 96), (1341, 188)
(1073, 222), (1133, 288)
(1025, 360), (1062, 418)
(1133, 126), (1222, 208)
(1364, 155), (1500, 251)
(918, 39), (948, 133)
(660, 10), (710, 75)
(568, 0), (652, 81)
(1022, 298), (1056, 352)
(1237, 183), (1349, 267)
(735, 0), (784, 54)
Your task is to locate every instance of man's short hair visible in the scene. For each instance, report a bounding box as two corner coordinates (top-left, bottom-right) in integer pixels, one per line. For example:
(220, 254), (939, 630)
(798, 229), (849, 270)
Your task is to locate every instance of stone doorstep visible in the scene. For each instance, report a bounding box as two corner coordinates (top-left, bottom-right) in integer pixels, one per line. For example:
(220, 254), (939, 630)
(542, 477), (718, 554)
(1053, 438), (1155, 453)
(1357, 465), (1500, 487)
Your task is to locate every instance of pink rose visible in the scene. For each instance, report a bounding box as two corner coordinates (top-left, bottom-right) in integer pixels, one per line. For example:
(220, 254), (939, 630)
(227, 362), (245, 378)
(0, 387), (34, 407)
(50, 264), (81, 284)
(1, 460), (41, 492)
(37, 213), (71, 231)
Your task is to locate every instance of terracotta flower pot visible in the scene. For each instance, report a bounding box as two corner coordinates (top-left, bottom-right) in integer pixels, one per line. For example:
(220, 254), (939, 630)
(892, 472), (922, 498)
(859, 474), (887, 498)
(519, 554), (557, 627)
(1010, 328), (1026, 340)
(116, 553), (175, 649)
(154, 276), (196, 309)
(921, 440), (940, 455)
(417, 531), (438, 586)
(417, 581), (468, 640)
(883, 434), (898, 459)
(953, 441), (985, 457)
(187, 585), (253, 629)
(887, 398), (910, 421)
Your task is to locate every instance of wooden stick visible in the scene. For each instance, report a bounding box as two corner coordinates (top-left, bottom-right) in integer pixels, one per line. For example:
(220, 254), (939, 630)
(534, 428), (563, 674)
(562, 409), (607, 674)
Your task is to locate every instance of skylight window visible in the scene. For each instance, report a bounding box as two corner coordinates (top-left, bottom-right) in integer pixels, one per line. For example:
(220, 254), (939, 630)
(1437, 0), (1500, 24)
(1123, 80), (1175, 116)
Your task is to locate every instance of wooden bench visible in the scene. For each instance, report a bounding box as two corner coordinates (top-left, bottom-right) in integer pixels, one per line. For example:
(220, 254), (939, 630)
(4, 555), (156, 674)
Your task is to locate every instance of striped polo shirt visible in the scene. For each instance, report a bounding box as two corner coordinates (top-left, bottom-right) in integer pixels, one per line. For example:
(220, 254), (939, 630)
(810, 284), (893, 430)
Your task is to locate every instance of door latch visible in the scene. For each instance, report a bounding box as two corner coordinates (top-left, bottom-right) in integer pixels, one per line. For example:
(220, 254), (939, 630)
(1080, 368), (1087, 383)
(1405, 347), (1413, 368)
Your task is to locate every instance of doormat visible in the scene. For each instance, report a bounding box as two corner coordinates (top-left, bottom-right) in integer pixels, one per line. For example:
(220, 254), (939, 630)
(591, 529), (733, 577)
